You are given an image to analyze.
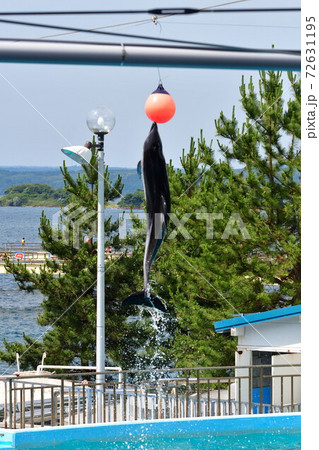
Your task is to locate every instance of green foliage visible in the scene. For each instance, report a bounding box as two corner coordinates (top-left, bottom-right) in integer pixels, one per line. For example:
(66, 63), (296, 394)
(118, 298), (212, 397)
(0, 72), (300, 372)
(118, 190), (144, 209)
(141, 71), (300, 368)
(0, 183), (68, 206)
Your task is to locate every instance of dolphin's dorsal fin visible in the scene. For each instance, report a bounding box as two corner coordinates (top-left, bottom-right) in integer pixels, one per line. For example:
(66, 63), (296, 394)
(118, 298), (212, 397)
(137, 160), (142, 179)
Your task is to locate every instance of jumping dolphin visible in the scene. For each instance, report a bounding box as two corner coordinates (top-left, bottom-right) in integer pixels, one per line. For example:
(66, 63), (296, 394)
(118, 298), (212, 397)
(121, 122), (170, 313)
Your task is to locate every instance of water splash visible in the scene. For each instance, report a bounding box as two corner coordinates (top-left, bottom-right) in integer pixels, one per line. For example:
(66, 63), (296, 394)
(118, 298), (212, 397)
(130, 302), (174, 385)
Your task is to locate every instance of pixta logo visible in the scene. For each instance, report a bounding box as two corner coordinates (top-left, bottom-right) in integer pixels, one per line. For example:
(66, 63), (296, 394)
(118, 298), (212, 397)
(119, 211), (251, 240)
(51, 204), (96, 249)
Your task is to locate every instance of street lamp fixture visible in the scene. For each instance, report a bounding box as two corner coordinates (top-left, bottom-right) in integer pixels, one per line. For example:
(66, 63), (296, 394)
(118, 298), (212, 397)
(61, 143), (92, 165)
(87, 105), (116, 135)
(61, 106), (115, 423)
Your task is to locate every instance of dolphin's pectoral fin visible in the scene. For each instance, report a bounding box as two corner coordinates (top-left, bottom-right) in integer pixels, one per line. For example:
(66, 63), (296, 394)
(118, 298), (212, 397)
(121, 291), (167, 313)
(137, 160), (142, 179)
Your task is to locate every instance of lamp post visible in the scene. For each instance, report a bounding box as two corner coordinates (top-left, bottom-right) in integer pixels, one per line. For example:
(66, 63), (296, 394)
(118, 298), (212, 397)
(62, 106), (115, 423)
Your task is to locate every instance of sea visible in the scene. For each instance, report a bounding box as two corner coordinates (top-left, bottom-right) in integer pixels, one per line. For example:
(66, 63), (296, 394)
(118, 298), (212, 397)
(0, 206), (135, 376)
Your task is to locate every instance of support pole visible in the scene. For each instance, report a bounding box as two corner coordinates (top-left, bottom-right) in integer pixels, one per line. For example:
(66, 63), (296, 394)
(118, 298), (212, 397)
(0, 41), (301, 71)
(96, 133), (105, 423)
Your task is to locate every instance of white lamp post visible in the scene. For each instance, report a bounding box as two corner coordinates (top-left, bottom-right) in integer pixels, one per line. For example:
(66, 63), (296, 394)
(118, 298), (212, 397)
(61, 106), (115, 423)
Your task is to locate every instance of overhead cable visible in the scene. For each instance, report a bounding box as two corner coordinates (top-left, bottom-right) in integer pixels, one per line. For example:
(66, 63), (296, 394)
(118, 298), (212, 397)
(0, 7), (301, 16)
(6, 1), (249, 42)
(0, 18), (301, 54)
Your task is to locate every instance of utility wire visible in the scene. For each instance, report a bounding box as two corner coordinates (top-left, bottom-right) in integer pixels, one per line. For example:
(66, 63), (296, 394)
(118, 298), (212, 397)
(0, 2), (249, 44)
(3, 1), (249, 42)
(6, 18), (153, 41)
(0, 7), (301, 16)
(165, 21), (300, 29)
(0, 19), (301, 55)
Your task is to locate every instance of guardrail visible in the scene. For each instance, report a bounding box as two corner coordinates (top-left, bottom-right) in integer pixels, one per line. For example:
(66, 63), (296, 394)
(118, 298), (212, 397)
(0, 364), (301, 429)
(1, 243), (43, 252)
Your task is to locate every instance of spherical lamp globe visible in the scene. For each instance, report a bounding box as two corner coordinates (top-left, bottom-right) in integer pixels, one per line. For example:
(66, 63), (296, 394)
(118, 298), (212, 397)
(86, 106), (116, 134)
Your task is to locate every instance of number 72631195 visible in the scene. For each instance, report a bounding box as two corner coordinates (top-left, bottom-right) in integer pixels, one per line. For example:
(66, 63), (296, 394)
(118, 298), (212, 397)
(306, 17), (316, 79)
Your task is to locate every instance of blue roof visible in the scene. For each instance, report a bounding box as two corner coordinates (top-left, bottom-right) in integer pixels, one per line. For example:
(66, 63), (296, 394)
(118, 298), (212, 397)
(214, 304), (301, 333)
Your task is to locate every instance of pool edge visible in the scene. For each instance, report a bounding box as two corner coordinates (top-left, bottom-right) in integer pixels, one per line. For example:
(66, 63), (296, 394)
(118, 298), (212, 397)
(0, 413), (301, 449)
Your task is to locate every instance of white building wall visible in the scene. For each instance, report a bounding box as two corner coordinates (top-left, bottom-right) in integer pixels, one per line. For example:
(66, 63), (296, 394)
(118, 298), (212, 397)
(231, 314), (301, 409)
(234, 315), (301, 353)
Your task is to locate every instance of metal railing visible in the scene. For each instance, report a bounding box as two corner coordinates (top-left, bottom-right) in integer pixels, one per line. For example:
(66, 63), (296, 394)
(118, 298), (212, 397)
(0, 364), (301, 429)
(0, 243), (126, 265)
(0, 243), (52, 265)
(1, 243), (43, 252)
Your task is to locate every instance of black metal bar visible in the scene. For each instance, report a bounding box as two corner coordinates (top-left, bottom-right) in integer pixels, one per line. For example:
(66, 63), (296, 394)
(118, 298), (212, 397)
(82, 385), (86, 424)
(71, 380), (75, 425)
(145, 387), (149, 420)
(228, 378), (231, 415)
(13, 383), (16, 429)
(60, 377), (64, 426)
(123, 374), (127, 421)
(175, 383), (179, 418)
(155, 389), (159, 420)
(291, 376), (294, 412)
(113, 384), (117, 422)
(21, 385), (25, 429)
(134, 385), (138, 420)
(8, 378), (12, 429)
(30, 387), (34, 428)
(238, 378), (241, 415)
(4, 380), (8, 428)
(186, 373), (190, 418)
(41, 387), (44, 427)
(260, 367), (264, 413)
(207, 379), (211, 416)
(196, 370), (200, 417)
(92, 384), (96, 423)
(103, 383), (106, 423)
(248, 367), (252, 414)
(51, 387), (54, 426)
(165, 383), (169, 419)
(281, 376), (284, 411)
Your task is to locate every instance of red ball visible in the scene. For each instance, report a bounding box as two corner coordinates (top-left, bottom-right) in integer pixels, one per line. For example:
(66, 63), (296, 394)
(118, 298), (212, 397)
(145, 84), (176, 123)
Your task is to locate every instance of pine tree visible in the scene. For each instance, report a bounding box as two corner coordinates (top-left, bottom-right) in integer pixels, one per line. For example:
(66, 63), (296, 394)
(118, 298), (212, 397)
(1, 71), (300, 372)
(149, 71), (300, 368)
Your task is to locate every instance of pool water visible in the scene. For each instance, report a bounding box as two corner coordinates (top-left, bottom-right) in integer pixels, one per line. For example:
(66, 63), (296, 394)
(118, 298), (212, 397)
(0, 414), (301, 450)
(40, 429), (301, 450)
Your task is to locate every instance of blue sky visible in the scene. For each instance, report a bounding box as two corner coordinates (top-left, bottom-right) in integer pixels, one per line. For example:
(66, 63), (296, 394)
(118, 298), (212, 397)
(0, 0), (300, 168)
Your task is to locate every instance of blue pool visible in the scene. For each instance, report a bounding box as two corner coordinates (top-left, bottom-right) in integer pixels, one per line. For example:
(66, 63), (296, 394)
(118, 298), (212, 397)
(0, 413), (301, 450)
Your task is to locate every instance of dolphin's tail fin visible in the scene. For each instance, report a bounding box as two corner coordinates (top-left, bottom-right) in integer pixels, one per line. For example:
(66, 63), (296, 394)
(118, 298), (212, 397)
(121, 291), (167, 313)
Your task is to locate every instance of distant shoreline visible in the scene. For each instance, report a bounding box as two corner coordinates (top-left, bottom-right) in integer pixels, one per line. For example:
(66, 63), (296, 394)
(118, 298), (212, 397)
(0, 204), (143, 210)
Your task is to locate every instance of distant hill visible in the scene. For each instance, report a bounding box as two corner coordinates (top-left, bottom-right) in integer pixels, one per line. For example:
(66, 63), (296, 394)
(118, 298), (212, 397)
(118, 190), (144, 209)
(0, 166), (142, 197)
(0, 166), (299, 198)
(0, 183), (68, 207)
